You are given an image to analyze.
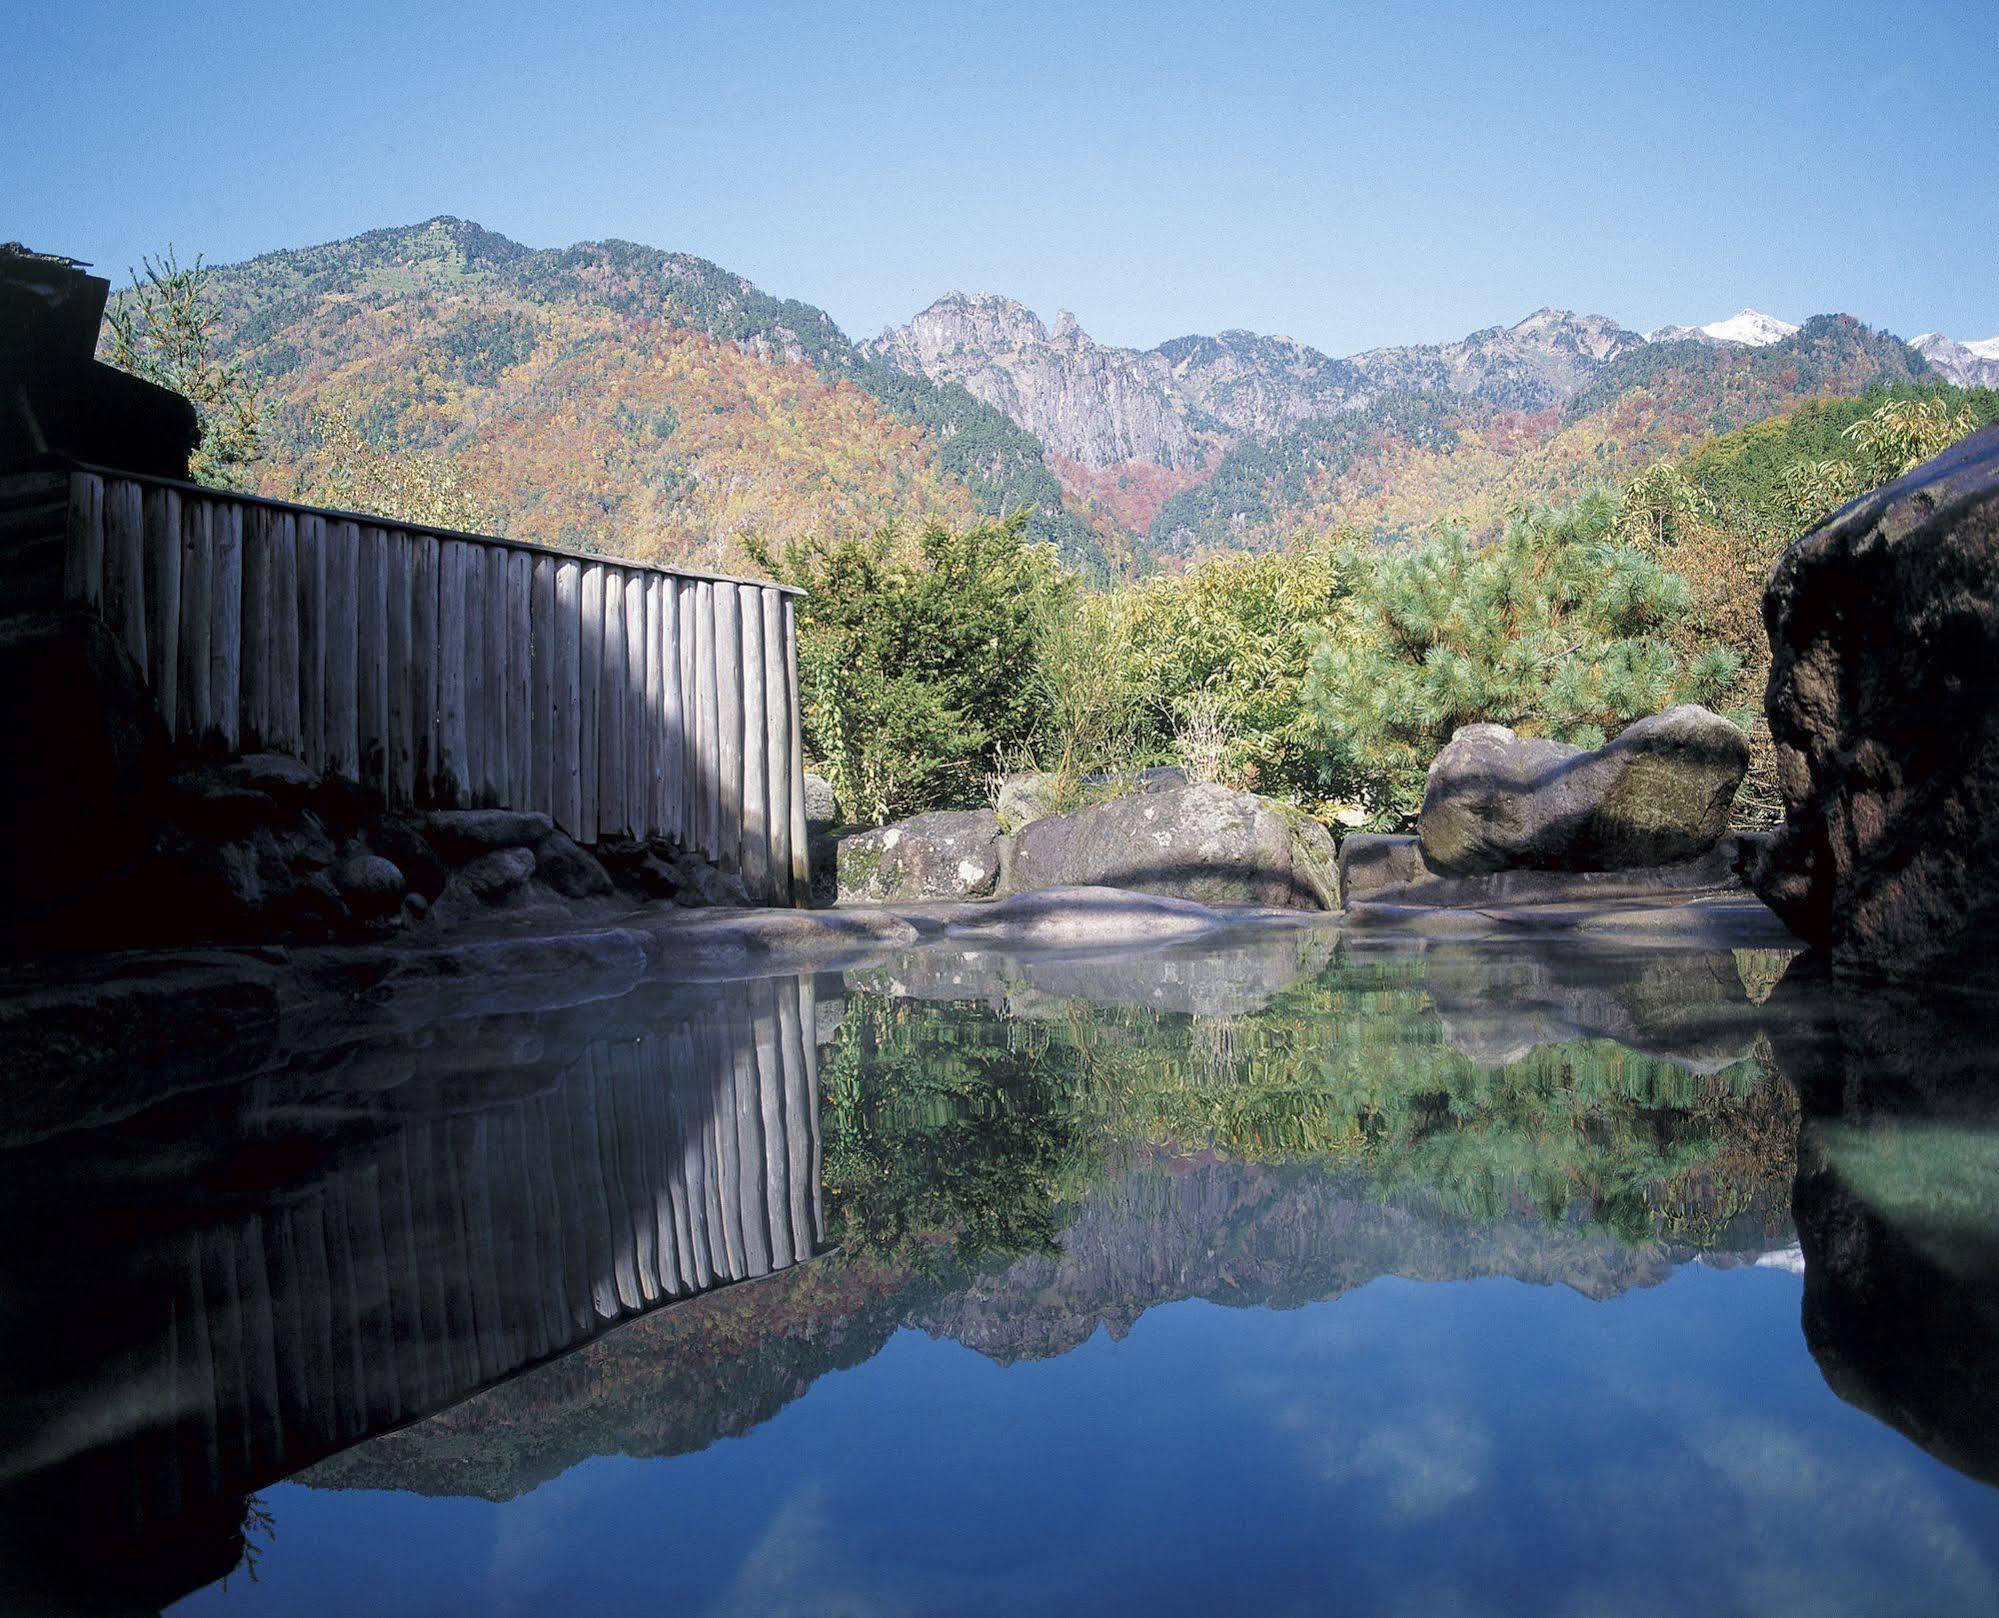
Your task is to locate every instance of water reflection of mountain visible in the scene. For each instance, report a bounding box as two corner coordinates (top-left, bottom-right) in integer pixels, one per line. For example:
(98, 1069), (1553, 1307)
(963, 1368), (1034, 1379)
(10, 924), (1999, 1613)
(302, 933), (1804, 1504)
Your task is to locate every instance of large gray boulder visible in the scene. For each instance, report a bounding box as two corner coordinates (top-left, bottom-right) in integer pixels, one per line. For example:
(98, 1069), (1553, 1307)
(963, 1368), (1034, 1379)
(998, 782), (1337, 909)
(1755, 423), (1999, 978)
(1417, 707), (1747, 876)
(836, 809), (1002, 903)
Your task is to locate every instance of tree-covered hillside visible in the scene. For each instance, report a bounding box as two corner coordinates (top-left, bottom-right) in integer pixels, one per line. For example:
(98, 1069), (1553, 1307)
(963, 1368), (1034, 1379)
(167, 217), (1104, 570)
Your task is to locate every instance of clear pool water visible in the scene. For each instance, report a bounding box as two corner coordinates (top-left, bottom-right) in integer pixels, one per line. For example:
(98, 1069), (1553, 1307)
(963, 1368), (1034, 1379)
(4, 925), (1997, 1616)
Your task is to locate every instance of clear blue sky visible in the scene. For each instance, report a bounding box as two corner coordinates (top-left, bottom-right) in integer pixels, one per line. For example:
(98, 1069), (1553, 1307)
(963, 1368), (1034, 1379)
(8, 0), (1993, 355)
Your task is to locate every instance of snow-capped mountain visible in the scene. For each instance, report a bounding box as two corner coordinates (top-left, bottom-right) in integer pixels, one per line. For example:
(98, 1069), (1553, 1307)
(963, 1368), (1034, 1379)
(1647, 308), (1800, 348)
(1910, 332), (1999, 387)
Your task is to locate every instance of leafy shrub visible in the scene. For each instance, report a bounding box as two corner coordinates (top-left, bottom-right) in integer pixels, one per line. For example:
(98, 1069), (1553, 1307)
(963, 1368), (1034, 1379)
(750, 514), (1066, 824)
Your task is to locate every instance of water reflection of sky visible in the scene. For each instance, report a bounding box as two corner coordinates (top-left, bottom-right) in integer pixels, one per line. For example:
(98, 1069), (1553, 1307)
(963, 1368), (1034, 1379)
(173, 1264), (1999, 1618)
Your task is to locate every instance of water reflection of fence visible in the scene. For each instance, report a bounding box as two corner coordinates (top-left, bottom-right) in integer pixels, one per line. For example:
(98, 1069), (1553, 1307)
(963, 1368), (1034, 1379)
(0, 978), (821, 1610)
(11, 462), (808, 900)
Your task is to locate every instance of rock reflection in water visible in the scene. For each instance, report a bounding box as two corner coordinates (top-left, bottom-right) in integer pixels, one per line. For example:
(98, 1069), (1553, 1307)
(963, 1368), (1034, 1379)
(0, 977), (823, 1616)
(1779, 980), (1999, 1488)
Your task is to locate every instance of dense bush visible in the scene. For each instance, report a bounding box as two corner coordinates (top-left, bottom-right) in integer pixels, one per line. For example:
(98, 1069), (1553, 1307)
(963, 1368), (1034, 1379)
(750, 514), (1066, 824)
(1115, 538), (1369, 800)
(1302, 495), (1741, 828)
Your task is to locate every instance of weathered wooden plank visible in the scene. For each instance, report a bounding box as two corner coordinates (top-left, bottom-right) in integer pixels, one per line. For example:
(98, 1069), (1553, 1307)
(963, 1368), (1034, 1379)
(553, 560), (582, 838)
(676, 581), (697, 845)
(436, 540), (470, 806)
(730, 1010), (772, 1277)
(738, 585), (771, 901)
(239, 506), (271, 750)
(297, 514), (327, 771)
(531, 557), (555, 818)
(483, 544), (508, 805)
(267, 511), (301, 758)
(325, 520), (360, 782)
(599, 567), (627, 837)
(386, 531), (415, 807)
(62, 471), (104, 607)
(357, 526), (389, 792)
(579, 564), (603, 841)
(143, 486), (181, 737)
(715, 583), (744, 871)
(509, 550), (533, 811)
(695, 581), (720, 859)
(644, 577), (664, 835)
(784, 597), (810, 898)
(625, 571), (648, 839)
(410, 535), (438, 803)
(209, 502), (242, 752)
(176, 498), (211, 741)
(762, 589), (793, 904)
(104, 478), (147, 673)
(462, 543), (487, 804)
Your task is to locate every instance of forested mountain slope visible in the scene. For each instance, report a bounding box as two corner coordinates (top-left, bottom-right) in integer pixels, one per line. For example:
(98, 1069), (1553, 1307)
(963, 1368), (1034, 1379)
(181, 217), (1104, 570)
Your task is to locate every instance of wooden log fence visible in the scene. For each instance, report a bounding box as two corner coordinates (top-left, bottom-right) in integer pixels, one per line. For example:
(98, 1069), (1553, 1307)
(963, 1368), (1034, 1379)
(24, 464), (810, 902)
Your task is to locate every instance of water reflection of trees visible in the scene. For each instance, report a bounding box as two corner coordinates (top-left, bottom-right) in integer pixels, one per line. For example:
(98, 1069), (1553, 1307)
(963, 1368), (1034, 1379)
(821, 947), (1796, 1263)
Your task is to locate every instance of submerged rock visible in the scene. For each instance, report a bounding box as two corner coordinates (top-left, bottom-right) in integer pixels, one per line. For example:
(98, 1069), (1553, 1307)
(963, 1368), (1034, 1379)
(835, 810), (1002, 903)
(999, 782), (1337, 909)
(1417, 707), (1747, 876)
(1755, 423), (1999, 978)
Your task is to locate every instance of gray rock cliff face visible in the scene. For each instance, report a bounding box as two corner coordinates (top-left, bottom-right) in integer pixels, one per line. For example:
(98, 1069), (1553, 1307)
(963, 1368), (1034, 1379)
(1346, 308), (1645, 412)
(1754, 423), (1999, 978)
(1907, 333), (1999, 389)
(866, 298), (1646, 476)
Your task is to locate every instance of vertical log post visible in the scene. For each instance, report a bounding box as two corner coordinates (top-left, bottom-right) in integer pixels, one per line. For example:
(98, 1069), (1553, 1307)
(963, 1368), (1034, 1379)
(437, 540), (470, 806)
(553, 560), (581, 838)
(209, 502), (242, 753)
(738, 585), (770, 901)
(176, 498), (212, 743)
(599, 568), (626, 838)
(410, 534), (438, 803)
(762, 590), (793, 905)
(62, 471), (104, 608)
(695, 581), (719, 858)
(104, 478), (146, 674)
(386, 533), (414, 808)
(509, 551), (532, 811)
(530, 557), (554, 818)
(326, 521), (360, 782)
(624, 572), (648, 839)
(357, 526), (389, 793)
(579, 564), (603, 841)
(784, 597), (809, 898)
(142, 486), (181, 733)
(715, 585), (744, 872)
(296, 514), (325, 773)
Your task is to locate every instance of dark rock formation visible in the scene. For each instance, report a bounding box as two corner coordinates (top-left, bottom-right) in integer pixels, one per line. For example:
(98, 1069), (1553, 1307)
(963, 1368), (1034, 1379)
(999, 782), (1336, 909)
(0, 609), (168, 917)
(1755, 424), (1999, 979)
(0, 246), (198, 478)
(1418, 707), (1747, 876)
(835, 809), (1003, 902)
